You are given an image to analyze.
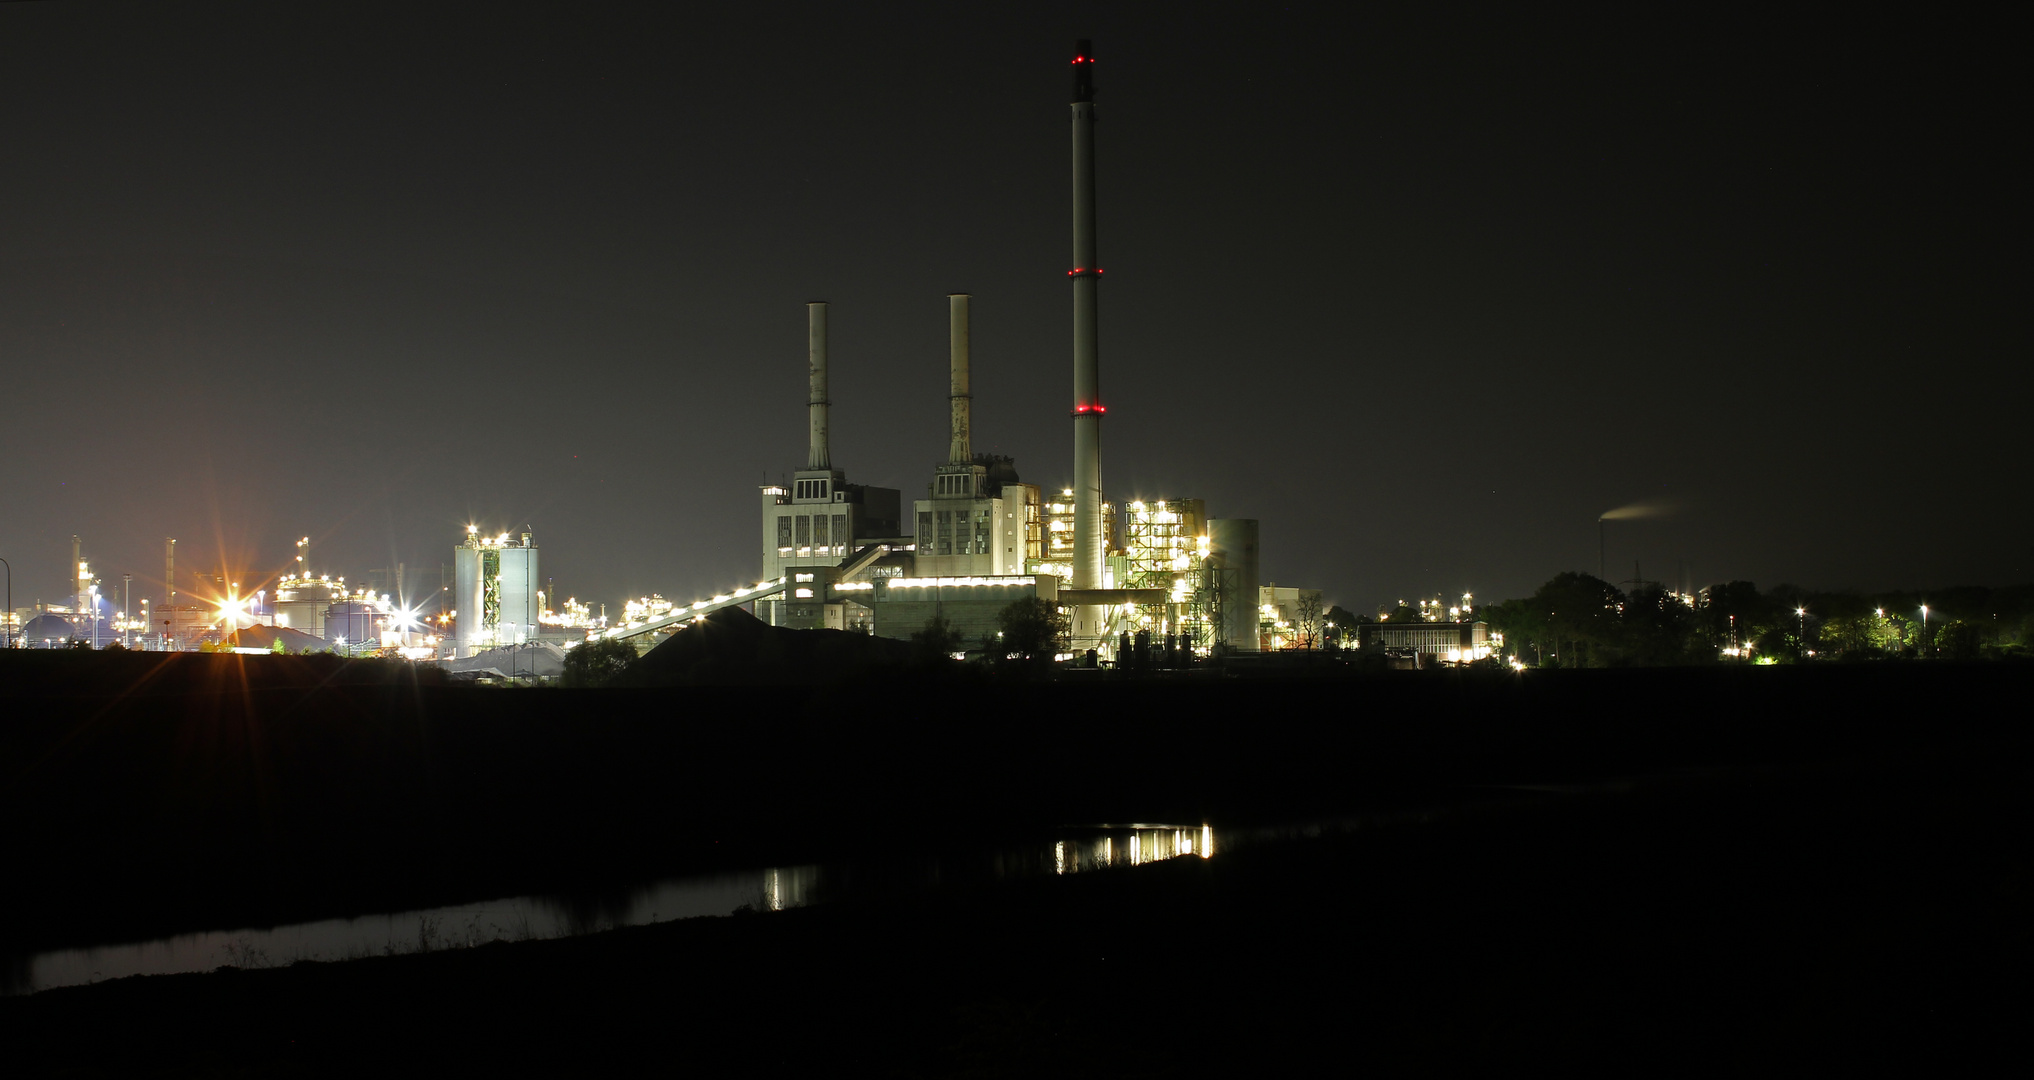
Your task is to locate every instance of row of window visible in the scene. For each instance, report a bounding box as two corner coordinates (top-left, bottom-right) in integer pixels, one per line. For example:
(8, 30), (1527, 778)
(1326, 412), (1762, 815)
(777, 514), (850, 553)
(794, 478), (831, 501)
(917, 509), (994, 556)
(1363, 626), (1472, 647)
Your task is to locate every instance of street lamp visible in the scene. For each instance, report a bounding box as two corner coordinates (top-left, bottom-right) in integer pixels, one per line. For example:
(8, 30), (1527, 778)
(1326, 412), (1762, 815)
(1920, 604), (1929, 656)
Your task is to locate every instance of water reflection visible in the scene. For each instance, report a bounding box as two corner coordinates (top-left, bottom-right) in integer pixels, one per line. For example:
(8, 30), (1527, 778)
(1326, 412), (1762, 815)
(1055, 824), (1212, 873)
(9, 824), (1212, 995)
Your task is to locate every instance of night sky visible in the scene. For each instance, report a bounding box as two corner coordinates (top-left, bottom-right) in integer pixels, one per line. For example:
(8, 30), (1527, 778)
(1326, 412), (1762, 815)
(1, 3), (2022, 616)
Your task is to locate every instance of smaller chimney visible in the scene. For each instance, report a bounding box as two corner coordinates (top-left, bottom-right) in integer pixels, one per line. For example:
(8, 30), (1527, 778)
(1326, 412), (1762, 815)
(807, 301), (830, 471)
(948, 293), (972, 465)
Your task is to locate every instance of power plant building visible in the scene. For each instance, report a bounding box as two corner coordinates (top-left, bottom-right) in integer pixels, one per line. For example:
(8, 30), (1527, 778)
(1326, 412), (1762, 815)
(748, 294), (1067, 645)
(584, 41), (1315, 666)
(757, 301), (904, 630)
(911, 295), (1045, 579)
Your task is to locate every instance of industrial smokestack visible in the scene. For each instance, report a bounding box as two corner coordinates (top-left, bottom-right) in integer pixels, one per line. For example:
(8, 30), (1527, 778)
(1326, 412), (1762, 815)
(165, 537), (176, 645)
(807, 301), (830, 471)
(1069, 40), (1106, 634)
(948, 293), (972, 465)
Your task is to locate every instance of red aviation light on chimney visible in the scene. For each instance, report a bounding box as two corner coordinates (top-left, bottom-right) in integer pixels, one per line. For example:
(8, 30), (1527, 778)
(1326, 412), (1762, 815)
(1073, 40), (1096, 103)
(1071, 404), (1107, 415)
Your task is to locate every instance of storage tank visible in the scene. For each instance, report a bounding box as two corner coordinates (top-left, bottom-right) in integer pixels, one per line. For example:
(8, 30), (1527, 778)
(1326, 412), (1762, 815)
(22, 613), (75, 647)
(324, 601), (379, 647)
(274, 577), (343, 638)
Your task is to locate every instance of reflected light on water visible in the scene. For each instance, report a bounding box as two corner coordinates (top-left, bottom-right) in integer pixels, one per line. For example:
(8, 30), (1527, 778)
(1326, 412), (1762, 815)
(12, 822), (1223, 995)
(1047, 826), (1212, 874)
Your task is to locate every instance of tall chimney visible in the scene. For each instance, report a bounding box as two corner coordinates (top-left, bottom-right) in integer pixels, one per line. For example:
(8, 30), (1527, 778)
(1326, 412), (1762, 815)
(73, 535), (83, 614)
(948, 293), (972, 465)
(807, 301), (830, 471)
(1069, 40), (1106, 618)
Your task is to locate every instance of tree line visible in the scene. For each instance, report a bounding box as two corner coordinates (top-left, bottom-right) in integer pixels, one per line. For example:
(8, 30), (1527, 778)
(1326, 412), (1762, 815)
(1478, 573), (2034, 667)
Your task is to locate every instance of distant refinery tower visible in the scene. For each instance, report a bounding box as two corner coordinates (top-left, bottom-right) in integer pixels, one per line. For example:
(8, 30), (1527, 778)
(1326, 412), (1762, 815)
(1069, 39), (1106, 643)
(453, 526), (539, 657)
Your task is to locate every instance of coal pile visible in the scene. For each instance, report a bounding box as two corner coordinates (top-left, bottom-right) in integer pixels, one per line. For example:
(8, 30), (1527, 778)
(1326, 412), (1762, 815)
(619, 606), (924, 686)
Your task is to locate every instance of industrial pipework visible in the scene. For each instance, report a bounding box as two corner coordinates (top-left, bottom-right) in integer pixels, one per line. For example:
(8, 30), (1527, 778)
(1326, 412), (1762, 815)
(1069, 40), (1106, 624)
(948, 293), (972, 465)
(807, 301), (830, 471)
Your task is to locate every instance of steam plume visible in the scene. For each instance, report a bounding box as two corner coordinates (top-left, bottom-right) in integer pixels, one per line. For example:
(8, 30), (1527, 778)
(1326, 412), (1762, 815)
(1599, 498), (1679, 522)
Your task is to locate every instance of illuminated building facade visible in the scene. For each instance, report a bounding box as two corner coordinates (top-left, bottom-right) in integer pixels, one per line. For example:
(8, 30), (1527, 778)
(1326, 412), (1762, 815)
(866, 574), (1060, 647)
(911, 457), (1041, 579)
(758, 475), (902, 596)
(454, 527), (540, 657)
(1357, 620), (1492, 662)
(1036, 487), (1116, 580)
(1117, 498), (1206, 644)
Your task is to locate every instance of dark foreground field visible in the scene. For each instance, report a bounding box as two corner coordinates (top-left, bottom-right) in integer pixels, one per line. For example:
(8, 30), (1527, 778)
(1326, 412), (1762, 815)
(1, 652), (2027, 1072)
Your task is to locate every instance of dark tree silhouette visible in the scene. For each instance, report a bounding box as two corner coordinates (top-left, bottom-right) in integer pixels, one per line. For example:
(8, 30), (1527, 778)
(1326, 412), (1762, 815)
(561, 638), (636, 688)
(997, 597), (1068, 662)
